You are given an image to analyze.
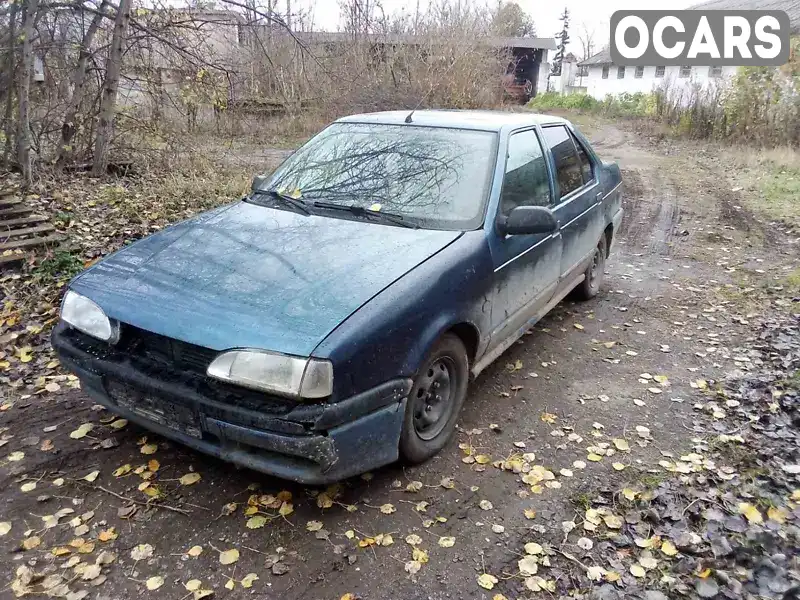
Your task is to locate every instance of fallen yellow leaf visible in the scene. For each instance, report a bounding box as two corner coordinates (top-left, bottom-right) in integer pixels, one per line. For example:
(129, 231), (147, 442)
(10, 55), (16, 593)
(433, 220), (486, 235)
(738, 502), (763, 524)
(477, 573), (498, 590)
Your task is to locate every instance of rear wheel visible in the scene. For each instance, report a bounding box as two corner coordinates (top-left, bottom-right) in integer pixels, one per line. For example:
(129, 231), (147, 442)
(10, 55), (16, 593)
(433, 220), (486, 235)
(574, 240), (606, 300)
(400, 334), (469, 464)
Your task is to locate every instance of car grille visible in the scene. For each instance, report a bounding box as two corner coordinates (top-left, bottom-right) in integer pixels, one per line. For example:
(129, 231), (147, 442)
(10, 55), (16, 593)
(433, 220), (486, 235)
(124, 326), (217, 375)
(62, 325), (302, 417)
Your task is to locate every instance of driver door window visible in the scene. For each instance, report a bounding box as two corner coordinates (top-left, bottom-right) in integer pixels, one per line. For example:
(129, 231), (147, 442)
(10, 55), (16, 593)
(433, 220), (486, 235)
(499, 130), (551, 215)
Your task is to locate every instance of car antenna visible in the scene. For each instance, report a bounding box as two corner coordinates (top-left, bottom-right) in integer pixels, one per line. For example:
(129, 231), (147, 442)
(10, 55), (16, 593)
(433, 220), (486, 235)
(404, 82), (437, 123)
(404, 58), (461, 123)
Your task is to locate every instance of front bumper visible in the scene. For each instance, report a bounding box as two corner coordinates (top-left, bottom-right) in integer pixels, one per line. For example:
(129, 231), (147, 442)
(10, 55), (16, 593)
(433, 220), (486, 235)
(52, 323), (411, 484)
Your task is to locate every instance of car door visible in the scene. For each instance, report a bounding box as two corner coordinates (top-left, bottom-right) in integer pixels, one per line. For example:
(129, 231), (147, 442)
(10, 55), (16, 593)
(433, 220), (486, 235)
(541, 125), (604, 294)
(487, 128), (562, 354)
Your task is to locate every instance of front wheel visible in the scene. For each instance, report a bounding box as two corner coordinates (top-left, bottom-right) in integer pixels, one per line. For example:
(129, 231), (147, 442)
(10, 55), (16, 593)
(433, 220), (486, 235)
(400, 334), (469, 464)
(574, 240), (606, 300)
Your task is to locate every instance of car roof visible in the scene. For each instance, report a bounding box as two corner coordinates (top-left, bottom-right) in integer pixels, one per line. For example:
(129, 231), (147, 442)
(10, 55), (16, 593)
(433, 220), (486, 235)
(335, 109), (568, 132)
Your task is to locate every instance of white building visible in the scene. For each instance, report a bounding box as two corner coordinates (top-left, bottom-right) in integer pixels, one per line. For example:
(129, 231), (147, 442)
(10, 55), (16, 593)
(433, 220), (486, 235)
(548, 53), (586, 95)
(575, 48), (738, 99)
(571, 0), (800, 100)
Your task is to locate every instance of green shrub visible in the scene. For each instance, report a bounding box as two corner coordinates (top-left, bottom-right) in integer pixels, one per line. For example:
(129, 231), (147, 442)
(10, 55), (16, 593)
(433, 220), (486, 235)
(526, 92), (601, 112)
(527, 91), (655, 117)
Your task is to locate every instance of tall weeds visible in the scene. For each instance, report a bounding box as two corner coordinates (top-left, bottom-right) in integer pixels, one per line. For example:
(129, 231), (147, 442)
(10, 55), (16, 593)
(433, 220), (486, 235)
(529, 38), (800, 147)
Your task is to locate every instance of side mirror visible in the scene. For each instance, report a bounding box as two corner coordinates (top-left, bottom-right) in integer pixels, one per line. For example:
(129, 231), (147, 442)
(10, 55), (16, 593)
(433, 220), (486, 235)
(498, 206), (558, 236)
(251, 174), (269, 193)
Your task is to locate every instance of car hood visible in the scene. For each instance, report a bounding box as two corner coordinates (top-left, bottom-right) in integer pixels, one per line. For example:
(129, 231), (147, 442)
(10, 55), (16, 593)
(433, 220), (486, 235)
(71, 201), (461, 356)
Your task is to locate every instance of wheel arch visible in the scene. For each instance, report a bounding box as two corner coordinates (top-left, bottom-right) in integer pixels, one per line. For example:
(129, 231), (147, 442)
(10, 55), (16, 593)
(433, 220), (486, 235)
(402, 315), (484, 377)
(603, 222), (614, 257)
(446, 322), (481, 365)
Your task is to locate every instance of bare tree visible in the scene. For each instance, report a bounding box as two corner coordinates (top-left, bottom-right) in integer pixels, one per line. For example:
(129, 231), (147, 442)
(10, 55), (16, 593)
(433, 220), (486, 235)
(0, 0), (510, 180)
(57, 0), (109, 167)
(16, 0), (40, 185)
(577, 23), (595, 62)
(93, 0), (131, 175)
(1, 2), (19, 169)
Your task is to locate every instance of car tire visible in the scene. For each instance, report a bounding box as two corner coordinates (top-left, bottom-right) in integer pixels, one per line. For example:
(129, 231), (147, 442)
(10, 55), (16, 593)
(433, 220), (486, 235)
(574, 240), (606, 300)
(400, 333), (469, 464)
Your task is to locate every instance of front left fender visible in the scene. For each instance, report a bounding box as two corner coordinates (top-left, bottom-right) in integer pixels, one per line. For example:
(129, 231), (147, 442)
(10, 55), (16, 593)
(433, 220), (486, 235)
(312, 231), (493, 400)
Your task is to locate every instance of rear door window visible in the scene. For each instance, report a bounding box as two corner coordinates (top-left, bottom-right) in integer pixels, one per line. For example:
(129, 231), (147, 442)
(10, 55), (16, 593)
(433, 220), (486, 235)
(571, 132), (594, 183)
(499, 130), (551, 214)
(542, 125), (584, 199)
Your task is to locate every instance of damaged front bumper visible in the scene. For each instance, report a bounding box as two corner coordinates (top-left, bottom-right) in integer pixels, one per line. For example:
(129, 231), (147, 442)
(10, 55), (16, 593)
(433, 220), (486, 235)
(52, 323), (411, 484)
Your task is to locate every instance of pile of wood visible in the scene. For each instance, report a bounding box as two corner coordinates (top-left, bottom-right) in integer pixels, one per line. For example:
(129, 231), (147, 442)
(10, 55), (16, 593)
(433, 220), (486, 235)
(0, 191), (63, 268)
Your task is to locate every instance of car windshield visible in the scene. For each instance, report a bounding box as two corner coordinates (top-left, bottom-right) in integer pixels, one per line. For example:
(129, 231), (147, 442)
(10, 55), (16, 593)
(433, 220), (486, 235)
(262, 122), (498, 230)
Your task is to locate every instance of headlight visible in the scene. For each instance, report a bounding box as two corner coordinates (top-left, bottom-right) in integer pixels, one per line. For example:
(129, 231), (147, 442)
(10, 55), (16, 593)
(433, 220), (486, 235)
(206, 350), (333, 399)
(61, 290), (120, 343)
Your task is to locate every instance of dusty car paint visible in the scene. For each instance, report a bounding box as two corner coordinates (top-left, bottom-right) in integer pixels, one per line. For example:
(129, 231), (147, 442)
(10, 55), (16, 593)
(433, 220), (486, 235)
(53, 110), (623, 484)
(68, 202), (462, 358)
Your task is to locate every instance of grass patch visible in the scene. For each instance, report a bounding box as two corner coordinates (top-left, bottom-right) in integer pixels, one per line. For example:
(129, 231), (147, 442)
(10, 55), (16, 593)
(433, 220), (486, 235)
(784, 370), (800, 391)
(570, 491), (593, 511)
(730, 147), (800, 230)
(637, 472), (667, 491)
(35, 251), (84, 280)
(756, 166), (800, 227)
(783, 267), (800, 293)
(711, 283), (764, 315)
(52, 211), (73, 226)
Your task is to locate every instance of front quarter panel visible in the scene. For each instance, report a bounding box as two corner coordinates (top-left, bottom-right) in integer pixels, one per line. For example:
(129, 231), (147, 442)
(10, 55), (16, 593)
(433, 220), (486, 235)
(312, 231), (493, 400)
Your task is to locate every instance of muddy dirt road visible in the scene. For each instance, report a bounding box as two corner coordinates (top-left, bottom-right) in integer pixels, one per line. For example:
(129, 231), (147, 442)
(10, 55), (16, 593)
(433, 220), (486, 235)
(2, 121), (797, 600)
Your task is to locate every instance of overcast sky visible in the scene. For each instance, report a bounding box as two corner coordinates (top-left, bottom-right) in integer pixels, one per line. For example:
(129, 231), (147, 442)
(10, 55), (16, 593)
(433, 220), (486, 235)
(292, 0), (695, 52)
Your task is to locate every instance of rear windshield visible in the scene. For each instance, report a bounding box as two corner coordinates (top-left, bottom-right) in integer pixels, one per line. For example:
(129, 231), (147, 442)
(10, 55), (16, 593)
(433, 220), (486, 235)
(264, 122), (498, 230)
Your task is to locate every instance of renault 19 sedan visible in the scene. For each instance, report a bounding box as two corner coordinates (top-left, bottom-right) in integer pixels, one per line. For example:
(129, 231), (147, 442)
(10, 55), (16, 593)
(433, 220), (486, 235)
(52, 110), (623, 484)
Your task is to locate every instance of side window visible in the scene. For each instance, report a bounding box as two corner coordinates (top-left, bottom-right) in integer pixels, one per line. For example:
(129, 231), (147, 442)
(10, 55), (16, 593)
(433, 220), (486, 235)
(570, 131), (594, 183)
(499, 131), (551, 214)
(542, 126), (583, 198)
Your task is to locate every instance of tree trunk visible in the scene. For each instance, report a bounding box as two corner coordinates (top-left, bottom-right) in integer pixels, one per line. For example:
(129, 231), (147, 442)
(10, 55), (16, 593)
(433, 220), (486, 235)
(1, 2), (19, 169)
(16, 0), (39, 185)
(92, 0), (131, 176)
(56, 0), (108, 167)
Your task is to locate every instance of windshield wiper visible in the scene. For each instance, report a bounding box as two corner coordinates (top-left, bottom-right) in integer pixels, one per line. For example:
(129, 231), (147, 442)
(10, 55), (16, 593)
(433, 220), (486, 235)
(311, 201), (418, 229)
(251, 189), (310, 215)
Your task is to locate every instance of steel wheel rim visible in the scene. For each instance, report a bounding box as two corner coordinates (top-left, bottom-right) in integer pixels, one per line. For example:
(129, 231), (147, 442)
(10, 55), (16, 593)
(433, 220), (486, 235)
(589, 249), (601, 288)
(412, 357), (456, 441)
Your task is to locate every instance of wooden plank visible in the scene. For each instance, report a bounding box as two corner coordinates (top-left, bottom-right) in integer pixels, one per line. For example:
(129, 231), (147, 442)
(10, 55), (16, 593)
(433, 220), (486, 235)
(0, 253), (25, 267)
(0, 215), (47, 228)
(1, 224), (55, 239)
(0, 198), (21, 208)
(0, 206), (32, 217)
(0, 234), (64, 251)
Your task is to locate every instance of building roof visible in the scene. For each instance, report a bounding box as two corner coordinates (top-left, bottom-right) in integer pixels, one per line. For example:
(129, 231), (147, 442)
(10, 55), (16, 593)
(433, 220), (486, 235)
(336, 109), (567, 131)
(579, 0), (800, 67)
(689, 0), (800, 32)
(293, 31), (556, 50)
(578, 48), (612, 67)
